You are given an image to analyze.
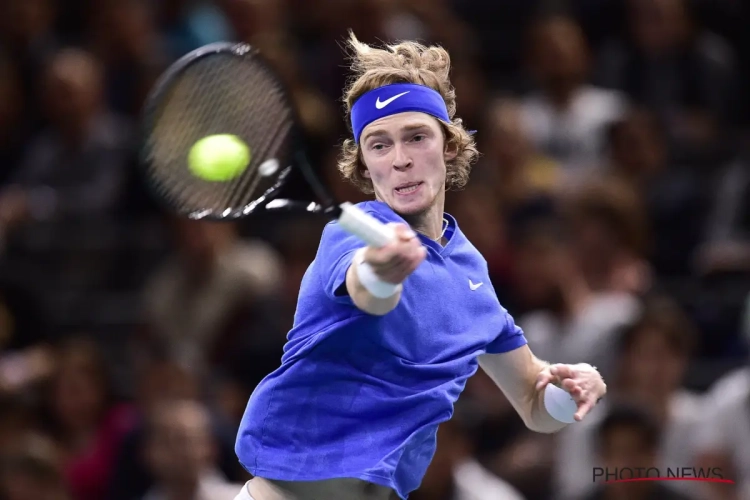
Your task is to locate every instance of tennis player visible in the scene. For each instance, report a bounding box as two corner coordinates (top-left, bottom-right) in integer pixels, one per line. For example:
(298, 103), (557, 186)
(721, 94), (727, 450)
(234, 33), (607, 500)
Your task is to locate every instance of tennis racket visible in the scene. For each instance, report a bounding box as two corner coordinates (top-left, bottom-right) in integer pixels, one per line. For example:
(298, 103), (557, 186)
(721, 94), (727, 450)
(140, 41), (394, 248)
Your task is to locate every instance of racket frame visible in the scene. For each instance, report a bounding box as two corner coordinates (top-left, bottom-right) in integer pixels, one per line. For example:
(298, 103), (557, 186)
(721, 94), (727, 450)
(141, 42), (394, 247)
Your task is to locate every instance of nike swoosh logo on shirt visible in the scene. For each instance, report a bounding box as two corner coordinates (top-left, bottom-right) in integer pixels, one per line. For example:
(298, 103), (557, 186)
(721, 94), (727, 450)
(469, 280), (483, 291)
(375, 91), (410, 109)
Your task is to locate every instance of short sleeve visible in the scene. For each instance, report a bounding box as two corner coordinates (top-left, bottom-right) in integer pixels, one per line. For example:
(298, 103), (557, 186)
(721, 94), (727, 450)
(315, 208), (399, 304)
(486, 310), (528, 354)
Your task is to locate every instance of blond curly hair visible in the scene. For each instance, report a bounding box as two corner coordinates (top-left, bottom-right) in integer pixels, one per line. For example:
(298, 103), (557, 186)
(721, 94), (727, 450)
(338, 32), (478, 195)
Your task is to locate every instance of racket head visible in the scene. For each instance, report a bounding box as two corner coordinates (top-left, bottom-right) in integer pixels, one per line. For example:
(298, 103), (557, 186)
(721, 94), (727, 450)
(140, 42), (309, 220)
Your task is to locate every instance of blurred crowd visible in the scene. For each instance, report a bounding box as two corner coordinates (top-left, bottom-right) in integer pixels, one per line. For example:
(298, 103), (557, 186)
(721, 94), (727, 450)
(0, 0), (749, 499)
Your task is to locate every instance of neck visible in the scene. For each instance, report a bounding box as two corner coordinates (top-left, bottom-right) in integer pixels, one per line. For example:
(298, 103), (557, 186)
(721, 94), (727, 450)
(401, 197), (445, 242)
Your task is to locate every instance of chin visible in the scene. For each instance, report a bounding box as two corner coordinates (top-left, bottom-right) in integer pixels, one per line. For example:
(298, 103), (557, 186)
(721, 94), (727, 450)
(389, 197), (432, 216)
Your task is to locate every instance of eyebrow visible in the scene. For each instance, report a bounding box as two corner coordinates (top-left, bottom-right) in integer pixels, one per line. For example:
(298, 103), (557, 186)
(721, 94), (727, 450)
(362, 123), (432, 144)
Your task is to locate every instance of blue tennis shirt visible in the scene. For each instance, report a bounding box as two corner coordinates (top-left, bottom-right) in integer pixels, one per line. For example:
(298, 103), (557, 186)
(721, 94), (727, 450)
(235, 201), (527, 499)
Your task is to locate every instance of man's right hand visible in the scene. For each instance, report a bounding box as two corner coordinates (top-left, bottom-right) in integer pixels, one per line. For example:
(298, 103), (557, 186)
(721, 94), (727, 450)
(362, 223), (427, 284)
(346, 223), (427, 315)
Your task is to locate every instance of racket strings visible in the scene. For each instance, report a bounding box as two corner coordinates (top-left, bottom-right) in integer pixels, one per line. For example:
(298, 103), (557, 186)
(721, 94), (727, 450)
(145, 51), (294, 217)
(223, 65), (291, 212)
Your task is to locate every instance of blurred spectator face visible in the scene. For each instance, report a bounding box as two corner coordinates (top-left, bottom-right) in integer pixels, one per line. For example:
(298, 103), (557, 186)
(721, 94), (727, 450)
(619, 323), (689, 401)
(3, 0), (54, 46)
(628, 0), (690, 54)
(487, 99), (531, 169)
(0, 463), (67, 500)
(447, 185), (506, 257)
(571, 214), (620, 268)
(601, 423), (657, 471)
(146, 400), (215, 484)
(218, 0), (286, 39)
(567, 181), (647, 290)
(0, 434), (67, 500)
(51, 340), (109, 433)
(610, 111), (666, 179)
(452, 64), (486, 125)
(171, 218), (238, 266)
(0, 399), (34, 453)
(40, 49), (103, 132)
(529, 17), (589, 98)
(511, 227), (569, 310)
(94, 0), (156, 59)
(137, 359), (199, 411)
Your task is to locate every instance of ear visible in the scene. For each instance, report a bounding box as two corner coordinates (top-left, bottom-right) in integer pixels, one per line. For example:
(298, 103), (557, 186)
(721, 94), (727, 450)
(361, 168), (371, 179)
(444, 143), (458, 162)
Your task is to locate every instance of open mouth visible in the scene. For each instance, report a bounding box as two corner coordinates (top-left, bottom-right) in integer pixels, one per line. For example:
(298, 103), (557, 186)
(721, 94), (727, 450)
(395, 182), (422, 195)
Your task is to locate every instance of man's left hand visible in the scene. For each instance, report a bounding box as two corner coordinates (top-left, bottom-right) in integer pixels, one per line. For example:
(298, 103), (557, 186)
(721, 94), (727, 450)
(536, 363), (606, 422)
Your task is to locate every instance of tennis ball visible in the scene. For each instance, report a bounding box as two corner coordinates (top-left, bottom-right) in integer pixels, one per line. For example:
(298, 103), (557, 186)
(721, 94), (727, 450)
(188, 134), (251, 182)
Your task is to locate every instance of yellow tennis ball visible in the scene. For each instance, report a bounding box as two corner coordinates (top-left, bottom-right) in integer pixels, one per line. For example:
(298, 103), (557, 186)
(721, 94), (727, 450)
(188, 134), (251, 182)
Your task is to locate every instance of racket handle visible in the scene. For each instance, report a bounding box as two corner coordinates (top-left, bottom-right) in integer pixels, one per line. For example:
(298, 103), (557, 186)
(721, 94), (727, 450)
(337, 202), (395, 248)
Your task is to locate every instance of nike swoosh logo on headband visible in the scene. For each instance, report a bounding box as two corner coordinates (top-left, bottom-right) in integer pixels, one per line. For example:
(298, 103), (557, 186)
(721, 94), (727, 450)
(375, 91), (410, 109)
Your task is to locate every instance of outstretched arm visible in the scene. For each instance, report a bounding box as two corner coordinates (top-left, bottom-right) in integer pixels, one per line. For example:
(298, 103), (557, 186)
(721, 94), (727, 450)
(478, 345), (606, 433)
(345, 223), (426, 315)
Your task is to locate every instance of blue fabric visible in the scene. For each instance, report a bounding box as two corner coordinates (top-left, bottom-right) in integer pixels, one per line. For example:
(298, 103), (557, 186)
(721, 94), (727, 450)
(350, 84), (451, 143)
(235, 201), (527, 499)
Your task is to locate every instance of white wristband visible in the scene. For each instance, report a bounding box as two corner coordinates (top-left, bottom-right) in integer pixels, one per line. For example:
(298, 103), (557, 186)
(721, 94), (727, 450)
(354, 248), (402, 299)
(543, 383), (577, 423)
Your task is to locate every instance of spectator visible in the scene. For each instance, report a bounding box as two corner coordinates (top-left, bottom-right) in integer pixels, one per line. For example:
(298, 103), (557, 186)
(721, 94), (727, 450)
(0, 48), (133, 232)
(512, 214), (641, 381)
(584, 404), (694, 500)
(698, 138), (750, 275)
(520, 13), (628, 175)
(156, 0), (232, 61)
(605, 108), (708, 277)
(0, 0), (60, 127)
(411, 416), (526, 500)
(693, 363), (750, 500)
(554, 296), (704, 500)
(142, 399), (243, 500)
(595, 0), (740, 162)
(565, 179), (652, 294)
(108, 355), (242, 500)
(43, 337), (136, 500)
(479, 98), (561, 211)
(140, 217), (284, 374)
(0, 433), (69, 500)
(88, 0), (169, 117)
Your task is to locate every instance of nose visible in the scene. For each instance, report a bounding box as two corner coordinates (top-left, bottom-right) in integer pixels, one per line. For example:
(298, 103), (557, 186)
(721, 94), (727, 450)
(392, 143), (412, 171)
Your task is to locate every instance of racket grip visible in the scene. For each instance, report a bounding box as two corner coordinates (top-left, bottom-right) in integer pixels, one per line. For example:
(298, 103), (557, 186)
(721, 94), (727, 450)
(337, 202), (395, 248)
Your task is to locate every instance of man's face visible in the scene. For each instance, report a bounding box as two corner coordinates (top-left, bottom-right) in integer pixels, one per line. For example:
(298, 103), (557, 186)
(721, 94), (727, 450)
(359, 111), (454, 216)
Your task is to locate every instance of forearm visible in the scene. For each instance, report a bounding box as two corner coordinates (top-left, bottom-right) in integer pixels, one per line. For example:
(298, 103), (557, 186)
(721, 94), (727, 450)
(345, 248), (402, 315)
(528, 376), (570, 433)
(478, 350), (569, 434)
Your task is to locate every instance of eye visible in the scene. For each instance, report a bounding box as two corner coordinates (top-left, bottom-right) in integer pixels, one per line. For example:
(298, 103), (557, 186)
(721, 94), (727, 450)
(372, 143), (386, 151)
(411, 134), (426, 143)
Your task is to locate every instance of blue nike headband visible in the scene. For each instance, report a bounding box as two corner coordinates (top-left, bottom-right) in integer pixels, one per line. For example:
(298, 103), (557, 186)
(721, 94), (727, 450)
(350, 83), (451, 144)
